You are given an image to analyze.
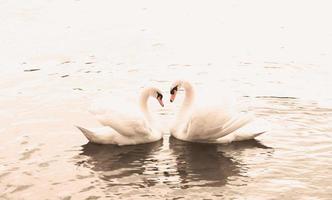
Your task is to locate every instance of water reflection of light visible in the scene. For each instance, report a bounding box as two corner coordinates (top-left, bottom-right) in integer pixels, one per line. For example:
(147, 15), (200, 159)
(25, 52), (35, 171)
(76, 136), (272, 189)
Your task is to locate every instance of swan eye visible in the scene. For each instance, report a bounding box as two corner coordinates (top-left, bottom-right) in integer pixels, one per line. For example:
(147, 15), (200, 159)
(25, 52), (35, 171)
(170, 86), (178, 95)
(156, 92), (163, 100)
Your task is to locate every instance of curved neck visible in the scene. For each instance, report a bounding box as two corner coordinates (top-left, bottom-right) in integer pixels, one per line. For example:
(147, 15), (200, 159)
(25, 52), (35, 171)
(140, 89), (153, 123)
(179, 81), (195, 115)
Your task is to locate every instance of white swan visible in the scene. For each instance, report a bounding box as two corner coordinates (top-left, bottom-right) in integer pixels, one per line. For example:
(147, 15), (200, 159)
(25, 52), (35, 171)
(169, 80), (267, 143)
(76, 87), (165, 146)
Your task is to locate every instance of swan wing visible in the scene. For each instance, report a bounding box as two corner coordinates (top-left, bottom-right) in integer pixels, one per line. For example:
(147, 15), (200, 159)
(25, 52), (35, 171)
(218, 113), (253, 136)
(94, 112), (152, 138)
(89, 97), (152, 137)
(185, 107), (253, 141)
(217, 118), (268, 143)
(184, 106), (232, 140)
(76, 125), (151, 145)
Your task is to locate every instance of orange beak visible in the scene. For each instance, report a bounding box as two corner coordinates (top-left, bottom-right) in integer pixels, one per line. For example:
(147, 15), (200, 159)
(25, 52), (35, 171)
(170, 92), (177, 102)
(158, 98), (164, 107)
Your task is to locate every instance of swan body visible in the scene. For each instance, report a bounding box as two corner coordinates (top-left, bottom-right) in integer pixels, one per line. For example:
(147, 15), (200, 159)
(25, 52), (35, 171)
(170, 80), (267, 143)
(76, 87), (164, 146)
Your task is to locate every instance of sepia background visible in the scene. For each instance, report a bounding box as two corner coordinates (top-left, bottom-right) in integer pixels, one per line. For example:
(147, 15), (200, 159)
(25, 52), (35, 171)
(1, 0), (331, 199)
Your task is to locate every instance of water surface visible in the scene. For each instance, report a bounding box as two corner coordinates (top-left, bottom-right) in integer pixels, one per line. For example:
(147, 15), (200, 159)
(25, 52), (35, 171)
(1, 0), (332, 199)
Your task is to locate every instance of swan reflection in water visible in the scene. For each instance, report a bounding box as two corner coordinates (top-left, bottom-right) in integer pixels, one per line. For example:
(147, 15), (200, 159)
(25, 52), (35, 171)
(77, 137), (271, 188)
(77, 140), (163, 186)
(169, 137), (271, 188)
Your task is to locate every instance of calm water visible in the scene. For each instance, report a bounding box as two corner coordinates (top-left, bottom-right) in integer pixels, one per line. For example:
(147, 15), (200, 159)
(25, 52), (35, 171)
(1, 1), (332, 199)
(1, 63), (331, 200)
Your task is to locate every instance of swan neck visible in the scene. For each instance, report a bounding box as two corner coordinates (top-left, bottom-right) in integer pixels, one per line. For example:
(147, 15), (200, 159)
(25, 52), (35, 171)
(140, 90), (152, 123)
(181, 81), (195, 111)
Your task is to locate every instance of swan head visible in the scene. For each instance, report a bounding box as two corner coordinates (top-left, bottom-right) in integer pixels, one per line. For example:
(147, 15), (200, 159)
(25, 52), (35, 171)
(170, 80), (183, 102)
(146, 87), (164, 107)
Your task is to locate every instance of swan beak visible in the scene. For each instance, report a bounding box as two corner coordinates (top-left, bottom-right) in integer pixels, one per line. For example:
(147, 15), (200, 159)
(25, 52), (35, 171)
(170, 94), (176, 103)
(158, 98), (164, 107)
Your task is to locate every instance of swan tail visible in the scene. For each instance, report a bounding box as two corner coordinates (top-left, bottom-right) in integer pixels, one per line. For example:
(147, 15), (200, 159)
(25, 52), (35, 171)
(217, 130), (265, 143)
(75, 125), (98, 142)
(232, 119), (269, 141)
(247, 131), (266, 139)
